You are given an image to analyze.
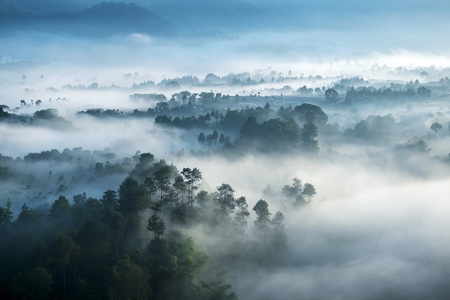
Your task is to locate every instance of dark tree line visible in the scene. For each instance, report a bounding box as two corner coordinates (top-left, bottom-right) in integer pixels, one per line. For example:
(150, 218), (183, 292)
(0, 152), (315, 299)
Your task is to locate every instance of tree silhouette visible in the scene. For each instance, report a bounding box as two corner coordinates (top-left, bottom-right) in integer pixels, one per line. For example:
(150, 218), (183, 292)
(253, 199), (271, 245)
(325, 88), (339, 103)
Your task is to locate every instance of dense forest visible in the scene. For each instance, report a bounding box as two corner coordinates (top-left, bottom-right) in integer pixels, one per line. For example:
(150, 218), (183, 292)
(2, 0), (450, 298)
(1, 39), (450, 298)
(0, 147), (319, 299)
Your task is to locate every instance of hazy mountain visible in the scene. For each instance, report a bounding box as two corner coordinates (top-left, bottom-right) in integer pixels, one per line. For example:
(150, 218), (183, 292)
(0, 2), (175, 37)
(17, 0), (85, 14)
(143, 0), (273, 31)
(2, 0), (275, 32)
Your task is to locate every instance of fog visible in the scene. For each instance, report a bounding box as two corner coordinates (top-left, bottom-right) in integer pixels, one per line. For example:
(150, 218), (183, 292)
(1, 0), (450, 299)
(164, 150), (450, 299)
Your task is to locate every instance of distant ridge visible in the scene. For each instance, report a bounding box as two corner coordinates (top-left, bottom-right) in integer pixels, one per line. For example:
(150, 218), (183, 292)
(0, 2), (176, 37)
(146, 0), (272, 31)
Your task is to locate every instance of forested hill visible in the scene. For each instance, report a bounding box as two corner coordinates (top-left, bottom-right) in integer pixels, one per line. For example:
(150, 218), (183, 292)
(0, 151), (316, 299)
(0, 2), (176, 36)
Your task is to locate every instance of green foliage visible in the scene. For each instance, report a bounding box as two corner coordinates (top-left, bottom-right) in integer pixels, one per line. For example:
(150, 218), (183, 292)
(431, 122), (443, 133)
(238, 116), (301, 152)
(173, 175), (187, 203)
(101, 189), (119, 211)
(347, 114), (395, 144)
(292, 103), (328, 124)
(130, 152), (155, 180)
(31, 108), (74, 129)
(33, 108), (60, 120)
(49, 195), (71, 223)
(154, 164), (173, 198)
(198, 132), (206, 143)
(282, 178), (306, 207)
(234, 197), (250, 234)
(417, 86), (431, 98)
(12, 267), (54, 299)
(302, 121), (319, 152)
(147, 231), (211, 300)
(269, 211), (288, 254)
(17, 203), (42, 225)
(76, 221), (110, 264)
(0, 199), (13, 230)
(147, 212), (166, 238)
(110, 256), (151, 300)
(197, 281), (238, 300)
(118, 176), (149, 215)
(0, 152), (310, 299)
(303, 183), (316, 202)
(214, 183), (236, 221)
(253, 199), (271, 244)
(168, 231), (209, 276)
(52, 234), (77, 268)
(181, 167), (202, 206)
(325, 88), (339, 103)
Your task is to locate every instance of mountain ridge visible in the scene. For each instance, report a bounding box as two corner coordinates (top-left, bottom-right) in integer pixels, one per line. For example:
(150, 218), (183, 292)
(0, 2), (176, 37)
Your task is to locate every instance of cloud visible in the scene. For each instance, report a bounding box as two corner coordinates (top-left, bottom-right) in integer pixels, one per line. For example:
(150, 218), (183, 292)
(184, 154), (450, 300)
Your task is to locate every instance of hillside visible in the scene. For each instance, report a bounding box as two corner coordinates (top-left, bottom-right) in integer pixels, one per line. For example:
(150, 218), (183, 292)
(0, 2), (175, 37)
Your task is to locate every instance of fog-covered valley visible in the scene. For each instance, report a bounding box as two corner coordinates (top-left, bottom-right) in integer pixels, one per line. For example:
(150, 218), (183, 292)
(1, 0), (450, 299)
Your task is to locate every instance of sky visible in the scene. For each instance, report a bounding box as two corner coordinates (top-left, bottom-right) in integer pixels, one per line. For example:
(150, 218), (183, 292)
(1, 0), (450, 75)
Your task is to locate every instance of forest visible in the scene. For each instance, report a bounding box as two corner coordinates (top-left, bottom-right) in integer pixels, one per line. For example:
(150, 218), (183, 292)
(2, 0), (450, 298)
(1, 64), (450, 299)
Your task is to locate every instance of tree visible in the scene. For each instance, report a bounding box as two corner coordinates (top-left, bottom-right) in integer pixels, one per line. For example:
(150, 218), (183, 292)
(282, 178), (302, 198)
(155, 101), (169, 114)
(253, 199), (271, 245)
(292, 103), (328, 124)
(240, 116), (259, 139)
(181, 167), (202, 206)
(143, 176), (158, 204)
(212, 130), (219, 143)
(102, 210), (126, 254)
(282, 178), (307, 207)
(154, 165), (172, 200)
(17, 203), (42, 225)
(234, 197), (250, 234)
(219, 133), (226, 144)
(101, 189), (119, 211)
(110, 256), (151, 300)
(325, 88), (339, 103)
(198, 132), (206, 143)
(49, 196), (71, 227)
(171, 203), (187, 231)
(214, 183), (236, 221)
(118, 176), (149, 216)
(147, 212), (166, 239)
(73, 192), (86, 204)
(198, 281), (238, 300)
(12, 267), (54, 300)
(351, 114), (395, 144)
(0, 199), (13, 230)
(195, 190), (213, 221)
(130, 152), (154, 180)
(303, 183), (316, 202)
(52, 235), (77, 300)
(431, 122), (443, 133)
(302, 121), (319, 152)
(76, 221), (110, 267)
(269, 211), (288, 254)
(417, 86), (431, 98)
(173, 175), (187, 203)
